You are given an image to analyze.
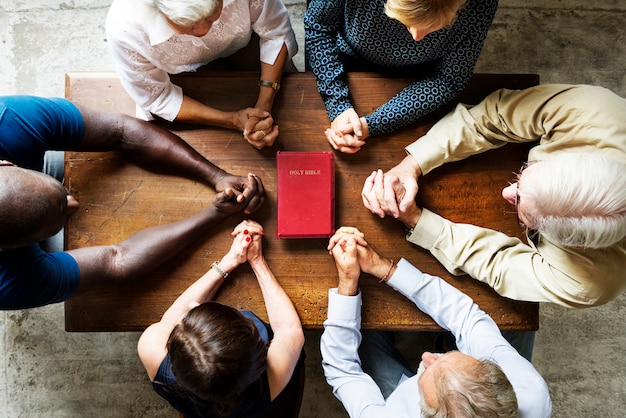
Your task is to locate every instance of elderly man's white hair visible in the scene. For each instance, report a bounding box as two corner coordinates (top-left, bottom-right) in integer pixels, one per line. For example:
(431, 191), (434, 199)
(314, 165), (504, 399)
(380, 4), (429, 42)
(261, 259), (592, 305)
(520, 153), (626, 249)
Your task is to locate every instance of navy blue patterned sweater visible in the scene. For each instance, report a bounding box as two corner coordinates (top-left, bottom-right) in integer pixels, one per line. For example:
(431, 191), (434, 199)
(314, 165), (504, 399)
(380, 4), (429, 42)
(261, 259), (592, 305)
(304, 0), (498, 136)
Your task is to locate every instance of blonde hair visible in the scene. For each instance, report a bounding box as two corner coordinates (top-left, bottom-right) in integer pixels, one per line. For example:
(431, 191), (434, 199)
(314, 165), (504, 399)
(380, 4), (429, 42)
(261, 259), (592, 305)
(520, 153), (626, 249)
(384, 0), (467, 28)
(146, 0), (220, 26)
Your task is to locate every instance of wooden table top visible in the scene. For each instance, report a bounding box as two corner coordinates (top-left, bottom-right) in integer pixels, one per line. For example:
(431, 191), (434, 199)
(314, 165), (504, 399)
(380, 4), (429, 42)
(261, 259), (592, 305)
(64, 71), (539, 332)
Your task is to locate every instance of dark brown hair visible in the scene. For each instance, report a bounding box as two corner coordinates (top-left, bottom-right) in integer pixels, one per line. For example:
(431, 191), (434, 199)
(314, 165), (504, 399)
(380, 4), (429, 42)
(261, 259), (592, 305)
(167, 302), (268, 416)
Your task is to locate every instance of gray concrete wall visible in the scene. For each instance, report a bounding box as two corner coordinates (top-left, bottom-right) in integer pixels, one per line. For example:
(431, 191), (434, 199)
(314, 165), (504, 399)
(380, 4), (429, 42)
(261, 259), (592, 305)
(1, 1), (625, 416)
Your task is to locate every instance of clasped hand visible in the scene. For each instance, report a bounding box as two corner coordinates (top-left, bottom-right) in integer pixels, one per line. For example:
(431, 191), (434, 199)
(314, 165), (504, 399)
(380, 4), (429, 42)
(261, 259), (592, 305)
(325, 109), (369, 154)
(327, 227), (393, 295)
(237, 108), (278, 149)
(213, 172), (265, 215)
(219, 220), (266, 272)
(361, 158), (423, 228)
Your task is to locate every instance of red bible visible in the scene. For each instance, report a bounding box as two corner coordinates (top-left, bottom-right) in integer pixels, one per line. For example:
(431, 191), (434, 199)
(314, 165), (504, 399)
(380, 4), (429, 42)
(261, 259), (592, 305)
(276, 151), (335, 239)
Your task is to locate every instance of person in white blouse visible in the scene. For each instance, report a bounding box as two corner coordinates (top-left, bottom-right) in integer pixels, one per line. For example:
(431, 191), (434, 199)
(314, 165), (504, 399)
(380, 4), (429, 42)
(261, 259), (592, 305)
(106, 0), (298, 149)
(322, 227), (552, 418)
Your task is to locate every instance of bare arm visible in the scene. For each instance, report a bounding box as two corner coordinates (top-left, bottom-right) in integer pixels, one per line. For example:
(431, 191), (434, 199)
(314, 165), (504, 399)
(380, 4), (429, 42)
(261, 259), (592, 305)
(67, 189), (242, 295)
(246, 227), (304, 400)
(137, 224), (253, 380)
(76, 105), (265, 213)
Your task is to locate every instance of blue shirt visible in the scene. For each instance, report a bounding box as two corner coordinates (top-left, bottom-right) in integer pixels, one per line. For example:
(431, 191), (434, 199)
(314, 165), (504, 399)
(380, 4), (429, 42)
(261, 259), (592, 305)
(0, 95), (84, 309)
(304, 0), (498, 136)
(321, 259), (552, 417)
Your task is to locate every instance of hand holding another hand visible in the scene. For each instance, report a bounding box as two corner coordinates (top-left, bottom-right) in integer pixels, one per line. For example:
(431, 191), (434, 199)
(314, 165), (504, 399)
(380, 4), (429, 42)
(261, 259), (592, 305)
(231, 219), (265, 266)
(240, 109), (278, 149)
(329, 227), (397, 289)
(213, 172), (265, 215)
(361, 157), (423, 228)
(325, 109), (369, 154)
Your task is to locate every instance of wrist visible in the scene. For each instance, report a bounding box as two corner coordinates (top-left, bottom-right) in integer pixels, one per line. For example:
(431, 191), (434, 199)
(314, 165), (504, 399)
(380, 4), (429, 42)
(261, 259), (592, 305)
(373, 258), (395, 282)
(337, 279), (358, 296)
(249, 256), (267, 272)
(401, 154), (422, 178)
(211, 260), (230, 279)
(401, 206), (422, 230)
(216, 254), (240, 274)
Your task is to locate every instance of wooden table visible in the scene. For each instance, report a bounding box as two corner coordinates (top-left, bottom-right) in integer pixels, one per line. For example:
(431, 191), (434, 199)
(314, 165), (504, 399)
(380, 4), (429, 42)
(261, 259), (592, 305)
(64, 71), (539, 332)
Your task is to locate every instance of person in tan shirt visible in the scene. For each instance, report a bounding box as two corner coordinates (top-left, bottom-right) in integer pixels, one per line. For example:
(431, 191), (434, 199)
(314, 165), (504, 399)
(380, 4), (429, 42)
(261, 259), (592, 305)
(362, 84), (626, 309)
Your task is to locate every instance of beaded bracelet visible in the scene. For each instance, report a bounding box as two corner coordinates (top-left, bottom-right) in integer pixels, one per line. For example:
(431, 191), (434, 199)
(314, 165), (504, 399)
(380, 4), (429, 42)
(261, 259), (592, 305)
(380, 260), (395, 283)
(211, 261), (229, 279)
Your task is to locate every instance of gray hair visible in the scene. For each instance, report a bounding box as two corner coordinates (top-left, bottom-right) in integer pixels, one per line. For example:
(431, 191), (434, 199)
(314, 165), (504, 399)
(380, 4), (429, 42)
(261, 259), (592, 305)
(520, 153), (626, 249)
(419, 358), (518, 418)
(146, 0), (221, 26)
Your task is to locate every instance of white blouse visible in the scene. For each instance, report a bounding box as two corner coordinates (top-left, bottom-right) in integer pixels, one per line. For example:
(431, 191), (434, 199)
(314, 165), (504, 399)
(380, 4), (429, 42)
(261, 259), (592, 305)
(106, 0), (298, 121)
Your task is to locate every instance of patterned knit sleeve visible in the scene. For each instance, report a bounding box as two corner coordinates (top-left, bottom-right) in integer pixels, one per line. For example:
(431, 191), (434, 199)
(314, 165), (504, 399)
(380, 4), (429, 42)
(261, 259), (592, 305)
(304, 0), (354, 121)
(364, 0), (498, 136)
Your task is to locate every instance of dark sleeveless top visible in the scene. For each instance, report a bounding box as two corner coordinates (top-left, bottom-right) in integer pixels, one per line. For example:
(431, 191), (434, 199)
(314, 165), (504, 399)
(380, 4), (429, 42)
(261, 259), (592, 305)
(151, 310), (304, 418)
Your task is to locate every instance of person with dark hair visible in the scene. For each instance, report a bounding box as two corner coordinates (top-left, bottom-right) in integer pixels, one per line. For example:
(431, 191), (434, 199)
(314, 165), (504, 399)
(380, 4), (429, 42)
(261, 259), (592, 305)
(304, 0), (498, 153)
(322, 227), (551, 417)
(0, 95), (265, 310)
(361, 84), (626, 308)
(138, 220), (305, 417)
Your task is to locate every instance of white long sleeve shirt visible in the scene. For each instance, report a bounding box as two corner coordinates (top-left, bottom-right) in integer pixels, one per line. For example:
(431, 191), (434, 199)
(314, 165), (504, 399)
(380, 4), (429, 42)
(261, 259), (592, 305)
(321, 258), (552, 417)
(106, 0), (297, 121)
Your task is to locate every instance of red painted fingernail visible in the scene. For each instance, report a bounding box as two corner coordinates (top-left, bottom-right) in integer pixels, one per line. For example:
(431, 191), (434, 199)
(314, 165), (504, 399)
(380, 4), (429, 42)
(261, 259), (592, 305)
(244, 230), (249, 234)
(246, 236), (251, 242)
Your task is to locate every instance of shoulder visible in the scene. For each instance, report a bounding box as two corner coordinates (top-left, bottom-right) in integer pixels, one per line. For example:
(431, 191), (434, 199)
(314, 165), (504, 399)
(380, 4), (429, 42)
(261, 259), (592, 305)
(0, 246), (80, 310)
(491, 346), (552, 418)
(138, 322), (170, 380)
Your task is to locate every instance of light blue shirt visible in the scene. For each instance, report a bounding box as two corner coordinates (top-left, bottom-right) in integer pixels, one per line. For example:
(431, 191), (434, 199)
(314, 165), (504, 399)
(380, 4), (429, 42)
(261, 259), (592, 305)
(321, 258), (552, 417)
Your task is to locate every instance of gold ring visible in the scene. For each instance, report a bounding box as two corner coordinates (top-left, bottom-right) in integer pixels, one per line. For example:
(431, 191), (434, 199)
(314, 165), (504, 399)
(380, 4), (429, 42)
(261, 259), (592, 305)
(260, 130), (267, 138)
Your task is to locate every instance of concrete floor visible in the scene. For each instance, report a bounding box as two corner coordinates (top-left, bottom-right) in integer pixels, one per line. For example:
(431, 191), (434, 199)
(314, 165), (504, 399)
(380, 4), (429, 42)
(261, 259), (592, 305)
(2, 0), (625, 416)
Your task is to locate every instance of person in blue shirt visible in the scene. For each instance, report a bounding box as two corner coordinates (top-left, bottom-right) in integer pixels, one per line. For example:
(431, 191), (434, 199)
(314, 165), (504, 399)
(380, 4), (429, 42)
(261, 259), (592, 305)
(304, 0), (498, 153)
(0, 95), (265, 310)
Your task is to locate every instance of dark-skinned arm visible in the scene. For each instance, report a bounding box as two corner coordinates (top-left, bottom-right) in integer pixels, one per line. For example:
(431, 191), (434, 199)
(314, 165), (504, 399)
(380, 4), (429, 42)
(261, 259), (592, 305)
(66, 189), (240, 295)
(75, 104), (265, 213)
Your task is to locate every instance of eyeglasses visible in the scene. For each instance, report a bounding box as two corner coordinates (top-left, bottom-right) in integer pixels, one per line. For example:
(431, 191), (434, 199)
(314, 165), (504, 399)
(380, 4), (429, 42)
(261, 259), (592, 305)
(512, 162), (529, 226)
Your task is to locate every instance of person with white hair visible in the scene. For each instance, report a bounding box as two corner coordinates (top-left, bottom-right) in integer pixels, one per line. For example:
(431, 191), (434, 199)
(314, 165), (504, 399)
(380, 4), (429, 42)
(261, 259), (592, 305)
(106, 0), (298, 149)
(323, 227), (551, 417)
(362, 84), (626, 309)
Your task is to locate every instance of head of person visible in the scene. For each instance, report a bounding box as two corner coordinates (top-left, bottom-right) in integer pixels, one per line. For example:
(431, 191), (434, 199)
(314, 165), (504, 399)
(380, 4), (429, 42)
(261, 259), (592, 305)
(147, 0), (223, 37)
(0, 164), (78, 249)
(503, 153), (626, 249)
(417, 351), (518, 418)
(384, 0), (467, 41)
(166, 302), (268, 416)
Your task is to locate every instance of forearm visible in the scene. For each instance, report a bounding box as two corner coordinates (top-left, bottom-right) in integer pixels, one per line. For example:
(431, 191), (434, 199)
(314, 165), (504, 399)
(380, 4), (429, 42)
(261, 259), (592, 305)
(251, 258), (301, 336)
(76, 107), (228, 187)
(159, 265), (227, 327)
(407, 209), (558, 303)
(304, 4), (353, 120)
(321, 290), (386, 415)
(386, 259), (482, 338)
(175, 95), (238, 129)
(365, 74), (466, 137)
(69, 205), (227, 281)
(117, 114), (227, 186)
(255, 44), (288, 112)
